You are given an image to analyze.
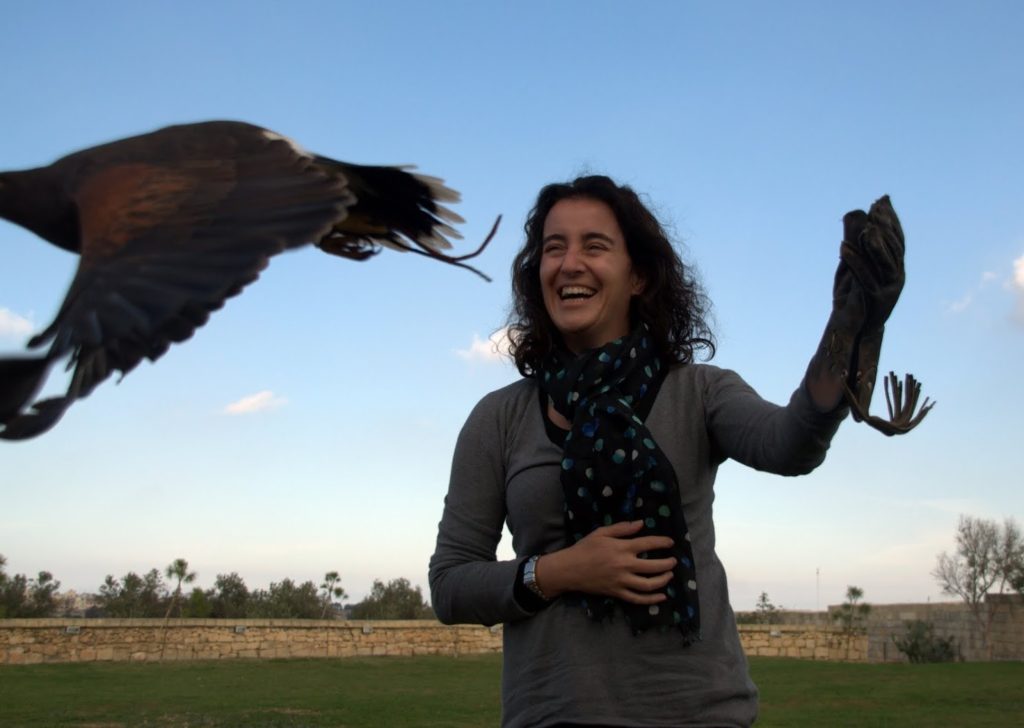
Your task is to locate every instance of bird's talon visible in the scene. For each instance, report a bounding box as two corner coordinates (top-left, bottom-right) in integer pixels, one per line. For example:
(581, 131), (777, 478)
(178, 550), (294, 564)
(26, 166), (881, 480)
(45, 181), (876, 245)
(844, 370), (934, 436)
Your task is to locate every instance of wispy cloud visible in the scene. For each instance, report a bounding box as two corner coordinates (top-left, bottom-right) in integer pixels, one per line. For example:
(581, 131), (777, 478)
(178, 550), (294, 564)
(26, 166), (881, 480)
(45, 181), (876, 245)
(222, 390), (287, 415)
(456, 328), (512, 363)
(1011, 254), (1024, 325)
(947, 260), (1024, 319)
(948, 293), (973, 314)
(947, 270), (998, 314)
(0, 308), (34, 340)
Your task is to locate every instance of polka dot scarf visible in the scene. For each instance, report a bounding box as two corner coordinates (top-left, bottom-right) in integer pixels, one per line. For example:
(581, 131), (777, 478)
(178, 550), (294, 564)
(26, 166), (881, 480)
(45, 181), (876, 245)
(540, 325), (701, 640)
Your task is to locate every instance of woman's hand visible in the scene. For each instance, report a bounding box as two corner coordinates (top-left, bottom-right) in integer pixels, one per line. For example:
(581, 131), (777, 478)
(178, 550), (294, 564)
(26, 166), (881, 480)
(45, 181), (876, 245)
(534, 520), (676, 604)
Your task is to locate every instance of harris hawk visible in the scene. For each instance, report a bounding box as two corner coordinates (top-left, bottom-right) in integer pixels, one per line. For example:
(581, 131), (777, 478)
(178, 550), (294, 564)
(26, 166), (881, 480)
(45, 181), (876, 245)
(0, 120), (497, 440)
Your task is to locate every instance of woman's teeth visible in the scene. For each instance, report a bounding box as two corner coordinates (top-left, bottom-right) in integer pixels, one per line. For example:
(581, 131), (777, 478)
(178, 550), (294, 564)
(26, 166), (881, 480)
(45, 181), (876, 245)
(560, 286), (596, 300)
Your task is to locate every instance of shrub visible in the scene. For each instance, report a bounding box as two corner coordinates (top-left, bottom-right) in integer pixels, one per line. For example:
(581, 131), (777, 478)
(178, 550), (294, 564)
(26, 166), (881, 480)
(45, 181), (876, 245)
(893, 620), (958, 663)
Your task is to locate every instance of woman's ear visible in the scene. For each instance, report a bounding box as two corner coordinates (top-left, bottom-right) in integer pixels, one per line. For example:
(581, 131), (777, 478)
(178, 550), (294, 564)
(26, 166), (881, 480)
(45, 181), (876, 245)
(631, 270), (646, 297)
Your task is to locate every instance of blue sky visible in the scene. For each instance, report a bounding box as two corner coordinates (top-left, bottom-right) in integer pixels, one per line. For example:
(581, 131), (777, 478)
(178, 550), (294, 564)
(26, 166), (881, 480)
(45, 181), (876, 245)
(1, 1), (1022, 611)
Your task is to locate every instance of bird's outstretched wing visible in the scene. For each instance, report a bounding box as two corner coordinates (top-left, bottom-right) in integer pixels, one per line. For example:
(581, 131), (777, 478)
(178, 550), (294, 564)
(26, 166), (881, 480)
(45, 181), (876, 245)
(1, 128), (352, 439)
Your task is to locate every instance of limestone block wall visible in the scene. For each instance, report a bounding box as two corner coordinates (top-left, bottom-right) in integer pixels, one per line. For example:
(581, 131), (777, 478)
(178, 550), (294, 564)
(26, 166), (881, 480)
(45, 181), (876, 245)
(738, 625), (867, 662)
(738, 595), (1024, 663)
(1, 618), (868, 665)
(865, 595), (1024, 663)
(0, 619), (502, 665)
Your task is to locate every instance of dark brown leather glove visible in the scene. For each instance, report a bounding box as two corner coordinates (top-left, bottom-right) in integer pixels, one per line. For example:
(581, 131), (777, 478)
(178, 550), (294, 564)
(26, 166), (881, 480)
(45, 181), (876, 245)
(815, 196), (933, 435)
(840, 196), (905, 331)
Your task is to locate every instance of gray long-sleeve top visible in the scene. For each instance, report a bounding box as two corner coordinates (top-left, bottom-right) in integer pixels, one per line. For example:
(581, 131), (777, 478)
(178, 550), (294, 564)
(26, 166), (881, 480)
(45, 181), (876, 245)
(429, 363), (846, 728)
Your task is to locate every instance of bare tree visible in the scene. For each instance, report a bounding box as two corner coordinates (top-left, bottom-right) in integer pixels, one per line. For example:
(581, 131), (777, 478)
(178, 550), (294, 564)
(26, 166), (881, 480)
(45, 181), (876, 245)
(933, 515), (1023, 658)
(996, 519), (1024, 595)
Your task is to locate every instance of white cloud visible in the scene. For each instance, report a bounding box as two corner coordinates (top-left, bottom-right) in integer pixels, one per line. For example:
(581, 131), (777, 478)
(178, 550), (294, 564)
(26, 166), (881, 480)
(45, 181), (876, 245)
(456, 327), (512, 363)
(222, 390), (287, 415)
(0, 308), (34, 340)
(947, 293), (973, 314)
(1010, 254), (1024, 325)
(948, 263), (1024, 317)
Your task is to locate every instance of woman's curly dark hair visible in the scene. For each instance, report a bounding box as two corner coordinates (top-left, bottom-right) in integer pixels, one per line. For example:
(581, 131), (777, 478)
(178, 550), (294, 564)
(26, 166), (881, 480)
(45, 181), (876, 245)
(506, 175), (715, 377)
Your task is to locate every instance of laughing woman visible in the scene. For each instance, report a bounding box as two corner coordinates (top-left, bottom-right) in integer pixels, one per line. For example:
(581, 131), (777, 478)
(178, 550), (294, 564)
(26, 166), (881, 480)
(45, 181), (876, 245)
(429, 175), (907, 727)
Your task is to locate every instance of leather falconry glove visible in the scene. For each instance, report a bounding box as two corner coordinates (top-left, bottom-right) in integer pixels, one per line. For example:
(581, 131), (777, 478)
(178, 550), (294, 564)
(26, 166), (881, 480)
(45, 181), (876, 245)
(811, 195), (934, 435)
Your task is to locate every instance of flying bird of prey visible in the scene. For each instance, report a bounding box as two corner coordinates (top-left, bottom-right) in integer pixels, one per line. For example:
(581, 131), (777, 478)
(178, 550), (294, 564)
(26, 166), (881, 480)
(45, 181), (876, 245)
(0, 120), (497, 440)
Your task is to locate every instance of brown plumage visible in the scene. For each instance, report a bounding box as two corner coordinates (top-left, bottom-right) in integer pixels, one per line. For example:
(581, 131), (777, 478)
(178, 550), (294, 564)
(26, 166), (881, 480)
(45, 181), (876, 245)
(0, 120), (497, 440)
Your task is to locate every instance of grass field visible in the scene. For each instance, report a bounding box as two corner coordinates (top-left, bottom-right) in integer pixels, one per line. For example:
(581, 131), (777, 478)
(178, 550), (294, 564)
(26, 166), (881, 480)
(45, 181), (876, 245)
(1, 655), (1022, 726)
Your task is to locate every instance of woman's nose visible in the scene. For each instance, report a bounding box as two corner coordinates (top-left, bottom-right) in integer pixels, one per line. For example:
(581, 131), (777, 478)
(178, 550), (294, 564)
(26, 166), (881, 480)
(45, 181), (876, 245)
(560, 243), (584, 272)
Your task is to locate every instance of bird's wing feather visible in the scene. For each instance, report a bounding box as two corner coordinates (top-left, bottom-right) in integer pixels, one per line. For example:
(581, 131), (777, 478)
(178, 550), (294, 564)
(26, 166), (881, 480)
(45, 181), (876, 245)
(32, 136), (353, 399)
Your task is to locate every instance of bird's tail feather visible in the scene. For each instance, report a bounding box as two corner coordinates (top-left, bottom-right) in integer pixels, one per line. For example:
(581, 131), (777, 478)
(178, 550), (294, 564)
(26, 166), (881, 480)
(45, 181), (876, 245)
(313, 158), (496, 280)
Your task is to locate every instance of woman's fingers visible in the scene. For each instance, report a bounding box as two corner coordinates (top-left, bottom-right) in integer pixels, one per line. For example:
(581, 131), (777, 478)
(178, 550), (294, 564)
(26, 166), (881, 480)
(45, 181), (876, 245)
(627, 535), (675, 553)
(618, 590), (668, 605)
(617, 571), (675, 603)
(587, 521), (675, 556)
(596, 519), (646, 538)
(549, 521), (681, 600)
(629, 569), (674, 592)
(629, 555), (677, 574)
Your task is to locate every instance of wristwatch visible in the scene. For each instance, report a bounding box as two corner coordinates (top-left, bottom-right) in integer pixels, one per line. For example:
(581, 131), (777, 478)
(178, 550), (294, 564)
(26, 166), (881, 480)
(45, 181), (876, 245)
(523, 555), (549, 601)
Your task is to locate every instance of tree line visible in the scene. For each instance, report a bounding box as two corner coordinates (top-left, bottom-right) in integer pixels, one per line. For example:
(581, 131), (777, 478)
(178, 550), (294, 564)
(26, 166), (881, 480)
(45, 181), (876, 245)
(0, 556), (433, 620)
(6, 514), (1020, 628)
(0, 555), (61, 618)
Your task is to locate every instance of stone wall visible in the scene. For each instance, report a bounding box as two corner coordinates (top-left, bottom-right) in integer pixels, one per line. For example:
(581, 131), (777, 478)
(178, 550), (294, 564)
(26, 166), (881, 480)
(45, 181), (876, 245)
(738, 595), (1024, 663)
(739, 624), (867, 662)
(0, 619), (502, 665)
(1, 618), (867, 665)
(864, 594), (1024, 663)
(7, 604), (1020, 665)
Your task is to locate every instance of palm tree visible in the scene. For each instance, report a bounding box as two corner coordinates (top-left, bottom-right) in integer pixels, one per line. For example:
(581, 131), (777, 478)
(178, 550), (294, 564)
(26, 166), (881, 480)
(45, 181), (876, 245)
(163, 558), (197, 619)
(319, 571), (347, 619)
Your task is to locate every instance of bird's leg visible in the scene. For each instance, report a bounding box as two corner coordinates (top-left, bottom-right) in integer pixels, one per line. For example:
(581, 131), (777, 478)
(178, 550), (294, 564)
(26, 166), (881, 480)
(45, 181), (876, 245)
(385, 214), (501, 281)
(843, 370), (934, 436)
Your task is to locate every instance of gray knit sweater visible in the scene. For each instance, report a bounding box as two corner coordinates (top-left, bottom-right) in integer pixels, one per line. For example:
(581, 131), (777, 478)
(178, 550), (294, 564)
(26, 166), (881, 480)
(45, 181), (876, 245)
(429, 363), (845, 727)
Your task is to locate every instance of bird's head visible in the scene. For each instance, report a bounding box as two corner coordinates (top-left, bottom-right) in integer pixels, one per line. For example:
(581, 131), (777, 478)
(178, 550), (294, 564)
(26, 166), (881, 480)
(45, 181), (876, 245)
(0, 172), (14, 219)
(0, 168), (80, 251)
(0, 170), (32, 226)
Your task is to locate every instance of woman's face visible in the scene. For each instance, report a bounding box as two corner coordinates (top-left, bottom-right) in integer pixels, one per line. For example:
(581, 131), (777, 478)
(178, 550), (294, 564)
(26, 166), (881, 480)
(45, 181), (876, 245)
(539, 197), (644, 353)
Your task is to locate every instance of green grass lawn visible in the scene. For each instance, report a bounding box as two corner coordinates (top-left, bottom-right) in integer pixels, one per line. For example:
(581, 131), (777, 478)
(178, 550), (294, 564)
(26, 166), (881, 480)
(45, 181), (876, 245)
(750, 658), (1024, 727)
(1, 655), (1022, 726)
